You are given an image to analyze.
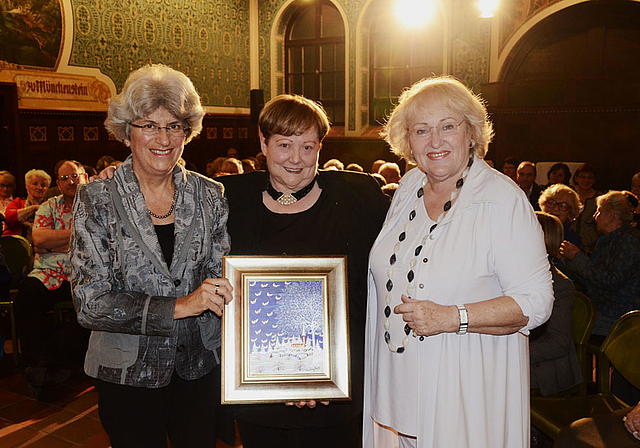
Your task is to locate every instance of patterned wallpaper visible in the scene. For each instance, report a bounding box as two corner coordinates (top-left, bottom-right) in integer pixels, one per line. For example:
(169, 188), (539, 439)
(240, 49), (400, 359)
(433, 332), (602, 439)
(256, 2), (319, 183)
(69, 0), (251, 107)
(499, 0), (563, 53)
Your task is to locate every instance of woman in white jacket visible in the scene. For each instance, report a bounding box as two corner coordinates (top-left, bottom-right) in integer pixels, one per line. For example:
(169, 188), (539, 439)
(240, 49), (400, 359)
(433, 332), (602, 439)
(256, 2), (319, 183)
(363, 77), (554, 448)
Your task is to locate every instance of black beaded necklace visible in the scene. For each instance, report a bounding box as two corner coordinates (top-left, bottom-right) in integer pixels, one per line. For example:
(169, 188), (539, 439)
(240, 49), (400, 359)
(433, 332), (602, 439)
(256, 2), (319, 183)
(266, 174), (318, 206)
(384, 156), (473, 353)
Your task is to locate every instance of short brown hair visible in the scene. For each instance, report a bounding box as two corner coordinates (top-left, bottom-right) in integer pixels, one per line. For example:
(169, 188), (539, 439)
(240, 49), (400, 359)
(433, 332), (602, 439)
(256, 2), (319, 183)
(536, 211), (564, 257)
(258, 94), (331, 143)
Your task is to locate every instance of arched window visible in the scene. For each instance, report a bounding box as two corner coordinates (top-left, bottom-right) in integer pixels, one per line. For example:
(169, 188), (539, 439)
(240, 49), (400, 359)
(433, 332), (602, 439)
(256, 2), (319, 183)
(285, 1), (345, 125)
(370, 18), (444, 125)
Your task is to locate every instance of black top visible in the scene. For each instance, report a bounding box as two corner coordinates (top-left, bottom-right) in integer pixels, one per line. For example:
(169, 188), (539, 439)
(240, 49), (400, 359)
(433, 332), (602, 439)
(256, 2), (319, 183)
(218, 170), (389, 431)
(154, 223), (175, 267)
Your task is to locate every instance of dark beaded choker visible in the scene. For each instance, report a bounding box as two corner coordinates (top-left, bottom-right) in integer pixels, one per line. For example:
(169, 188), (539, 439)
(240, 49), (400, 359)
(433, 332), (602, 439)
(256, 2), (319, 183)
(384, 156), (473, 354)
(266, 174), (318, 205)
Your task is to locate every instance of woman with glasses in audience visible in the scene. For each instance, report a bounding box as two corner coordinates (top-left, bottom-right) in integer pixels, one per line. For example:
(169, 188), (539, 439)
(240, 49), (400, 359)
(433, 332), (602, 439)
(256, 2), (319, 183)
(539, 184), (583, 249)
(363, 77), (553, 448)
(70, 64), (232, 448)
(0, 171), (16, 216)
(559, 190), (640, 337)
(572, 164), (601, 253)
(3, 169), (51, 242)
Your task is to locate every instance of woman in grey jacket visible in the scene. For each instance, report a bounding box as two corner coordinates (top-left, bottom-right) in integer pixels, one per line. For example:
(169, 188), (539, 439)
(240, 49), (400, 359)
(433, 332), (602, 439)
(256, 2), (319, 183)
(70, 64), (232, 448)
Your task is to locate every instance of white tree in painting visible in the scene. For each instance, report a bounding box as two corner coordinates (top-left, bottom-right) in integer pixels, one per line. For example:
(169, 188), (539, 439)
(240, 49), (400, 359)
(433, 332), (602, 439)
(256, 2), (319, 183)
(275, 280), (323, 348)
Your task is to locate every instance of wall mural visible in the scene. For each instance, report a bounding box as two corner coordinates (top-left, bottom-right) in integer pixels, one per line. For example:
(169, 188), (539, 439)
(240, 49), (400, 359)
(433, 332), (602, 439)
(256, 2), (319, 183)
(0, 0), (63, 68)
(69, 0), (251, 107)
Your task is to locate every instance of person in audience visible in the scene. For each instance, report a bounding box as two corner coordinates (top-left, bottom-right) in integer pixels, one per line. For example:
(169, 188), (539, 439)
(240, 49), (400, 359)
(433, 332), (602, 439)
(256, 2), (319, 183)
(323, 158), (344, 170)
(379, 162), (401, 184)
(539, 184), (582, 248)
(0, 170), (16, 215)
(241, 158), (256, 173)
(217, 93), (389, 448)
(14, 161), (87, 395)
(571, 163), (602, 253)
(501, 157), (519, 182)
(545, 162), (571, 187)
(83, 165), (98, 178)
(346, 163), (364, 172)
(71, 64), (232, 447)
(43, 160), (67, 200)
(631, 172), (640, 225)
(221, 157), (243, 174)
(364, 76), (553, 448)
(3, 169), (51, 241)
(371, 159), (386, 174)
(371, 172), (387, 188)
(381, 182), (398, 199)
(530, 212), (581, 396)
(227, 147), (239, 158)
(517, 161), (542, 210)
(559, 190), (640, 337)
(96, 155), (116, 173)
(555, 399), (640, 447)
(255, 152), (267, 170)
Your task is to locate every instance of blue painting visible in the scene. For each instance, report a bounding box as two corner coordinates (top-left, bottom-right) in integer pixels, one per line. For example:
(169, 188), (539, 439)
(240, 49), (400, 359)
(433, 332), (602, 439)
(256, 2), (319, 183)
(247, 279), (326, 376)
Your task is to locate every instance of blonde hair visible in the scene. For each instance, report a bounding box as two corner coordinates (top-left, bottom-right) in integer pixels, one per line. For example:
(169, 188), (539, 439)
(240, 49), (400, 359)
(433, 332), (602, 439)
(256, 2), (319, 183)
(382, 76), (493, 163)
(536, 211), (564, 257)
(597, 190), (638, 224)
(105, 64), (205, 144)
(539, 184), (582, 222)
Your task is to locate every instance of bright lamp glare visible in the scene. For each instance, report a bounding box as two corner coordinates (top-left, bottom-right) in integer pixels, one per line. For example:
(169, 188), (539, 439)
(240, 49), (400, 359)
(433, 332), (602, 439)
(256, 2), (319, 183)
(395, 0), (437, 29)
(478, 0), (499, 18)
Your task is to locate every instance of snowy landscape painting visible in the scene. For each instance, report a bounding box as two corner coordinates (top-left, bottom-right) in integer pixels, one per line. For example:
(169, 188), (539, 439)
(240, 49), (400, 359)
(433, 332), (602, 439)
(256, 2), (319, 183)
(246, 278), (328, 377)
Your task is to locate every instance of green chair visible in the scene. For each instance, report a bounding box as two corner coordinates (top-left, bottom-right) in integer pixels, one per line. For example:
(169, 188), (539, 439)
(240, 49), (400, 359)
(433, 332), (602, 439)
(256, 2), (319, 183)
(571, 292), (597, 395)
(0, 235), (34, 365)
(531, 310), (640, 440)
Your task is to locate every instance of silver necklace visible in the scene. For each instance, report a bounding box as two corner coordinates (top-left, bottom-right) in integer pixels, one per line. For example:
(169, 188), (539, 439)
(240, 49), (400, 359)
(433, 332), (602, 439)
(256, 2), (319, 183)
(148, 190), (177, 220)
(384, 156), (473, 353)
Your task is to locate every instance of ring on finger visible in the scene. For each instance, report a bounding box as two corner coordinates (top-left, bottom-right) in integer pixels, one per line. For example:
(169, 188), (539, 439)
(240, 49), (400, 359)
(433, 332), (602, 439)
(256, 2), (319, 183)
(633, 431), (639, 440)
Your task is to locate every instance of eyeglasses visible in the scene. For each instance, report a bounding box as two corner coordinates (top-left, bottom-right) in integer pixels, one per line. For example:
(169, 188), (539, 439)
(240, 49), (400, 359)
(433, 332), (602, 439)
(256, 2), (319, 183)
(545, 199), (571, 212)
(410, 120), (465, 139)
(130, 122), (188, 137)
(59, 173), (85, 182)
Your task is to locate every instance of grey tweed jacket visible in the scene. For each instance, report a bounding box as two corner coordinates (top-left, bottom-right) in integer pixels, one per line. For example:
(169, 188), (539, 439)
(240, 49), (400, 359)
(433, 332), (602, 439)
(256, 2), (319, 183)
(70, 156), (230, 388)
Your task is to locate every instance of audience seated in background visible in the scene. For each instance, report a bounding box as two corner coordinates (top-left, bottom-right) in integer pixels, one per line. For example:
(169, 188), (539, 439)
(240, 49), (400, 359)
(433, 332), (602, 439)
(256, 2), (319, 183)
(255, 152), (267, 171)
(379, 162), (401, 184)
(83, 165), (98, 178)
(517, 161), (542, 211)
(545, 162), (572, 188)
(531, 211), (581, 397)
(95, 155), (116, 173)
(381, 182), (398, 199)
(555, 399), (640, 447)
(501, 157), (519, 182)
(539, 184), (582, 249)
(205, 157), (227, 177)
(632, 172), (640, 225)
(371, 173), (387, 188)
(558, 190), (640, 337)
(44, 160), (66, 201)
(3, 169), (51, 242)
(323, 158), (344, 170)
(227, 147), (239, 158)
(14, 160), (90, 395)
(346, 163), (363, 172)
(241, 158), (256, 173)
(371, 159), (386, 174)
(572, 163), (602, 253)
(220, 157), (243, 175)
(0, 171), (16, 215)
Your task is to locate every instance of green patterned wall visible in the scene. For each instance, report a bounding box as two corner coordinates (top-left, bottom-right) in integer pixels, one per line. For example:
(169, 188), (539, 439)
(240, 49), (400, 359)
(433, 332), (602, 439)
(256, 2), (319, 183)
(70, 0), (251, 107)
(450, 0), (491, 92)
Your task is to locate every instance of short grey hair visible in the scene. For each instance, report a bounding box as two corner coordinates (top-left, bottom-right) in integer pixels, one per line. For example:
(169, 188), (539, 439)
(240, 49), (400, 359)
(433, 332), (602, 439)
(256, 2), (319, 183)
(24, 169), (52, 187)
(105, 64), (205, 144)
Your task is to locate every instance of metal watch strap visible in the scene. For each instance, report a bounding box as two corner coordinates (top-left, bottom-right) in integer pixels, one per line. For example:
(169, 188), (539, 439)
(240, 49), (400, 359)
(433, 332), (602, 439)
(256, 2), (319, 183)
(456, 304), (468, 335)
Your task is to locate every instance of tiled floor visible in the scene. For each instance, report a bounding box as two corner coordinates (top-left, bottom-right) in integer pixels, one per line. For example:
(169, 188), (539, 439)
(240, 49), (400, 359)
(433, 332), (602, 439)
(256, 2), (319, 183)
(0, 342), (241, 447)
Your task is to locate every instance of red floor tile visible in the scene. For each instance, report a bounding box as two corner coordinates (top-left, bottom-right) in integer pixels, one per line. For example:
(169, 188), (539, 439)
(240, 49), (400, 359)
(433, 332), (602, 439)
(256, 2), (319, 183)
(0, 422), (40, 446)
(50, 415), (104, 444)
(77, 430), (111, 448)
(20, 433), (74, 447)
(0, 398), (53, 423)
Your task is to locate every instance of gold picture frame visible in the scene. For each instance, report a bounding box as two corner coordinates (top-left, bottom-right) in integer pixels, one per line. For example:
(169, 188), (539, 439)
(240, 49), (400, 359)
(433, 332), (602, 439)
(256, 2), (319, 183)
(222, 255), (350, 404)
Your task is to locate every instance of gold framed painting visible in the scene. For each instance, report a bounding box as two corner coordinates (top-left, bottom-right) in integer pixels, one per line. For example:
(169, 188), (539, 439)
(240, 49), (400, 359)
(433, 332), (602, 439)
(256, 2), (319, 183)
(221, 255), (350, 404)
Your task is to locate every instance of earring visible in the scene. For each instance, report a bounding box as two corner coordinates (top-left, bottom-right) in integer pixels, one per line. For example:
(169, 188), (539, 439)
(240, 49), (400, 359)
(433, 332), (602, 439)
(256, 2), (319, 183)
(410, 150), (414, 158)
(125, 141), (130, 147)
(469, 139), (476, 149)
